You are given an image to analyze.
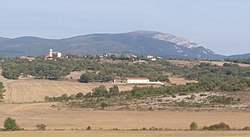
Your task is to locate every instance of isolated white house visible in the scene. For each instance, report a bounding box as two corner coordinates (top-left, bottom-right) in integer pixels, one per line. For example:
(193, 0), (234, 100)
(125, 78), (150, 84)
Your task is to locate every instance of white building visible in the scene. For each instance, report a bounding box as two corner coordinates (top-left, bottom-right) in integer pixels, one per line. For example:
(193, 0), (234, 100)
(147, 55), (154, 59)
(125, 77), (150, 84)
(49, 49), (62, 58)
(45, 49), (62, 60)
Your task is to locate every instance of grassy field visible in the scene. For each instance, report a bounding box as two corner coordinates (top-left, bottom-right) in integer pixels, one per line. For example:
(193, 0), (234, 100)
(1, 131), (250, 137)
(168, 77), (198, 85)
(0, 103), (250, 130)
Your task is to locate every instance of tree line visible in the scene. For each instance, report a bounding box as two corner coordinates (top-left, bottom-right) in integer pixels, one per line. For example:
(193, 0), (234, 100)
(1, 57), (170, 82)
(0, 82), (4, 100)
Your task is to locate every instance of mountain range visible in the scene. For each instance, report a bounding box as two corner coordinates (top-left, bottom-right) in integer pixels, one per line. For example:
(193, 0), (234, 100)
(0, 30), (249, 59)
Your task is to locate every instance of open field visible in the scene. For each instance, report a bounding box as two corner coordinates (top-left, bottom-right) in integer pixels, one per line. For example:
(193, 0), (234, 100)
(1, 131), (250, 137)
(2, 79), (143, 103)
(168, 77), (198, 85)
(167, 59), (250, 68)
(0, 103), (250, 130)
(200, 61), (250, 68)
(167, 60), (200, 67)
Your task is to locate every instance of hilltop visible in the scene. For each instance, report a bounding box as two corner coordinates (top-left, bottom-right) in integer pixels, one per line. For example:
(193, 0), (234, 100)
(0, 31), (238, 59)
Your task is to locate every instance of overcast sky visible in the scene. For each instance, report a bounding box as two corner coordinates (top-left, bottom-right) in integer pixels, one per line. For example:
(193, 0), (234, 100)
(0, 0), (249, 55)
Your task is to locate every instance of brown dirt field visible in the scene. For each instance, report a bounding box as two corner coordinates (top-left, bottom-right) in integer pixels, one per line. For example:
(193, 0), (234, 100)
(168, 77), (198, 85)
(0, 103), (250, 130)
(2, 79), (140, 103)
(1, 131), (250, 137)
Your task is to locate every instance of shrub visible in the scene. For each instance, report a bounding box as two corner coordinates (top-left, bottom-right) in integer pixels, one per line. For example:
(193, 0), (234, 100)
(86, 126), (91, 130)
(44, 96), (50, 102)
(36, 124), (46, 131)
(190, 122), (198, 130)
(101, 102), (108, 109)
(76, 92), (84, 99)
(209, 96), (236, 105)
(203, 122), (231, 131)
(148, 107), (153, 111)
(179, 92), (188, 96)
(142, 127), (147, 130)
(242, 127), (250, 130)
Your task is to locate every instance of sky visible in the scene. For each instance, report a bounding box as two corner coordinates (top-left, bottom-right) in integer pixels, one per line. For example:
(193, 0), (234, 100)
(0, 0), (250, 55)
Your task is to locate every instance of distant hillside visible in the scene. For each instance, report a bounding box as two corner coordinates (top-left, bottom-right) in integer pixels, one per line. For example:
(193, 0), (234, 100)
(228, 53), (250, 59)
(0, 31), (248, 59)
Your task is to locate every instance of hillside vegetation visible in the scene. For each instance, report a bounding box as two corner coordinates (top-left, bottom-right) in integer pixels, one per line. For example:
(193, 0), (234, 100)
(2, 56), (250, 109)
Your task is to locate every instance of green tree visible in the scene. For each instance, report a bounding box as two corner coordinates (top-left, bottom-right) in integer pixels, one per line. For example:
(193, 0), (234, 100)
(79, 72), (95, 83)
(92, 86), (108, 97)
(109, 85), (119, 96)
(76, 92), (84, 99)
(4, 117), (21, 131)
(101, 102), (108, 109)
(0, 82), (5, 99)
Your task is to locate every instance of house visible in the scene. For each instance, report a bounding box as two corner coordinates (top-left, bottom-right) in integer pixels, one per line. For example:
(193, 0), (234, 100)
(125, 77), (150, 84)
(113, 77), (164, 85)
(45, 49), (62, 60)
(147, 55), (154, 59)
(151, 58), (157, 61)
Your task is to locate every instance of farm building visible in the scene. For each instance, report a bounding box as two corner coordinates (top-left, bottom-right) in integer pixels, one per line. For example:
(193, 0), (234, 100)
(125, 77), (150, 84)
(45, 49), (62, 60)
(113, 77), (164, 85)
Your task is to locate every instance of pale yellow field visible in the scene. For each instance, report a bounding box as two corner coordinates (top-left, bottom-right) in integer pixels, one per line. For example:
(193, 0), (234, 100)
(2, 79), (139, 103)
(0, 103), (250, 130)
(1, 131), (250, 137)
(199, 61), (250, 68)
(167, 59), (250, 68)
(167, 60), (200, 67)
(168, 77), (198, 85)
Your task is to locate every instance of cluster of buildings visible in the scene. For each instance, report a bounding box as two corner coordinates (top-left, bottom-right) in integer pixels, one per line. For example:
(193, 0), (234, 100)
(19, 49), (62, 61)
(146, 55), (161, 61)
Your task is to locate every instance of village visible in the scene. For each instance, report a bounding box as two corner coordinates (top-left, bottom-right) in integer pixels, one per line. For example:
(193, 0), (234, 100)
(18, 49), (165, 85)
